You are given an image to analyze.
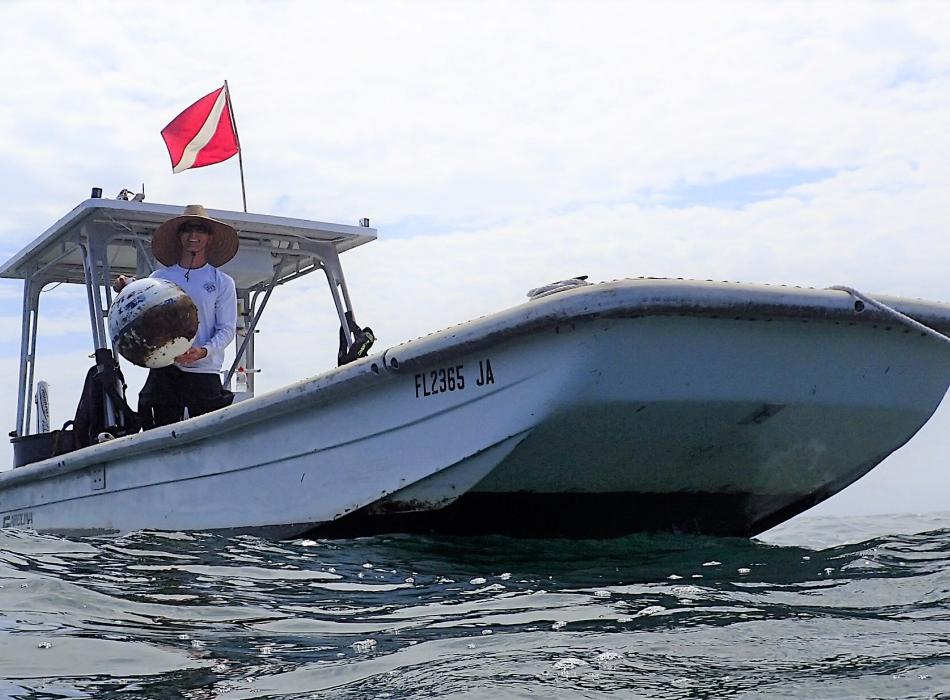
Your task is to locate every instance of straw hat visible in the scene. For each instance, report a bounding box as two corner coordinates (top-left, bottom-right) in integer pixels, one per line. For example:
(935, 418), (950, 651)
(152, 204), (239, 267)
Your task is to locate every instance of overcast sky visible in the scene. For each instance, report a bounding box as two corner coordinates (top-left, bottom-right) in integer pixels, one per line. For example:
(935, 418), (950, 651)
(0, 1), (948, 518)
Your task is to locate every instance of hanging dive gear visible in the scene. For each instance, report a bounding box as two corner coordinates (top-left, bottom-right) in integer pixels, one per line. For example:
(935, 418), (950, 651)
(72, 348), (141, 449)
(337, 311), (376, 366)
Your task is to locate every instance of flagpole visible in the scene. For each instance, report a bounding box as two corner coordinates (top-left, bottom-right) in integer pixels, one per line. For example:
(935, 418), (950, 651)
(224, 80), (248, 212)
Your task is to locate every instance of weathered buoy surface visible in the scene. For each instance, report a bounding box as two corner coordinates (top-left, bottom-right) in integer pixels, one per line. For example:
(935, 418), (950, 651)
(108, 278), (199, 368)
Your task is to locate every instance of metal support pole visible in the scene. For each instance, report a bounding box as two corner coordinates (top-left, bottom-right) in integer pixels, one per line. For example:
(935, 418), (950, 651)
(297, 241), (358, 351)
(232, 290), (255, 394)
(85, 231), (112, 346)
(224, 80), (248, 213)
(80, 244), (103, 349)
(135, 238), (156, 276)
(23, 285), (40, 436)
(326, 270), (352, 349)
(79, 239), (116, 428)
(245, 293), (257, 395)
(223, 256), (286, 387)
(14, 278), (38, 437)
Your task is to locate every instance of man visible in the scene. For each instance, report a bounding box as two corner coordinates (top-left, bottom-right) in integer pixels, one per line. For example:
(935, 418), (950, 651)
(117, 204), (238, 428)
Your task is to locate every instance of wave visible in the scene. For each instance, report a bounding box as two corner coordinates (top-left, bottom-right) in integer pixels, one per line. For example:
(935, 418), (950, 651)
(1, 513), (948, 698)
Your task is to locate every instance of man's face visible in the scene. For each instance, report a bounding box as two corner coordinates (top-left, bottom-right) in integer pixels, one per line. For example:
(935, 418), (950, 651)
(179, 222), (212, 256)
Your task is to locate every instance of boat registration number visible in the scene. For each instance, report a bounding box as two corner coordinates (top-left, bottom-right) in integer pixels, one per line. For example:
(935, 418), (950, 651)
(414, 358), (494, 398)
(1, 511), (33, 529)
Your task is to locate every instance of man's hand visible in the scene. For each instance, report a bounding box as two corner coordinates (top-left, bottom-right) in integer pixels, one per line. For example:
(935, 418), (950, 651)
(175, 347), (208, 364)
(113, 275), (137, 293)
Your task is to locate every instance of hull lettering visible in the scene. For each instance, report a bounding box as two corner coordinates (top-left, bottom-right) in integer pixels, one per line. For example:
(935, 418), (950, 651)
(414, 358), (494, 398)
(2, 511), (33, 529)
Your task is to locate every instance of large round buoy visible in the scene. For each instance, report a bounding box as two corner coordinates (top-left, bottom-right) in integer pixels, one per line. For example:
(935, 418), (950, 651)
(108, 278), (199, 368)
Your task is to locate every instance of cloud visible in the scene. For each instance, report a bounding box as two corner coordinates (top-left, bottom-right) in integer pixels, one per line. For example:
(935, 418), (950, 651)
(3, 3), (949, 225)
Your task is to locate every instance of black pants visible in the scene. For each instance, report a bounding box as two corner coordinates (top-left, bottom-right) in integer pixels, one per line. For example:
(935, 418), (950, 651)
(139, 366), (234, 430)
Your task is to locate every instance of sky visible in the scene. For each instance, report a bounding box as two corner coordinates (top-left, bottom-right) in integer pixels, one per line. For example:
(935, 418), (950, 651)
(0, 1), (948, 518)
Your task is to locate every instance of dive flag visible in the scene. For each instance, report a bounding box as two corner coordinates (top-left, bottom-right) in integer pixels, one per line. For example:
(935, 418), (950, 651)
(161, 85), (239, 173)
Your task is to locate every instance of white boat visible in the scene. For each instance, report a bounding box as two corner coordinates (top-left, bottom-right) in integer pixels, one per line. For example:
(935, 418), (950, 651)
(2, 197), (949, 538)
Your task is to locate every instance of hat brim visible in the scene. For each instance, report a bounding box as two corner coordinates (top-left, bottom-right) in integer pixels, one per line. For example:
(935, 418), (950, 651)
(152, 213), (239, 267)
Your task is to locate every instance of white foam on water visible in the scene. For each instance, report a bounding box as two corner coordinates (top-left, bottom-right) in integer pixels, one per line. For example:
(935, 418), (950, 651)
(595, 651), (622, 669)
(634, 605), (666, 617)
(671, 585), (702, 596)
(553, 657), (588, 674)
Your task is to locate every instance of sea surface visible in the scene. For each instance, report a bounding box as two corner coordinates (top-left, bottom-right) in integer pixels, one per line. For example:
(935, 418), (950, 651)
(1, 512), (949, 699)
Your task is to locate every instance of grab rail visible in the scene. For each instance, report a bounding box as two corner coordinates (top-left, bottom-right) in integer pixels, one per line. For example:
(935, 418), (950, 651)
(829, 285), (950, 347)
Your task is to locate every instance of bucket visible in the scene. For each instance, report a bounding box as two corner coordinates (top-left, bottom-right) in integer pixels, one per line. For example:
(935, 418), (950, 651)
(10, 431), (72, 468)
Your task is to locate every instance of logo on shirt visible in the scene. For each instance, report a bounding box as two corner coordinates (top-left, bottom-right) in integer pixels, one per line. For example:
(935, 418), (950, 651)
(203, 281), (216, 293)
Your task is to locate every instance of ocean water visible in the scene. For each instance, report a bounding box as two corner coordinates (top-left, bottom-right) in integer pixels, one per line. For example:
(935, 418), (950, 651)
(1, 512), (949, 699)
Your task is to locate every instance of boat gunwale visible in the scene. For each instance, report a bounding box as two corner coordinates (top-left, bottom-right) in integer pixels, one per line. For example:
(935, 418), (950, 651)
(383, 277), (950, 372)
(0, 354), (384, 490)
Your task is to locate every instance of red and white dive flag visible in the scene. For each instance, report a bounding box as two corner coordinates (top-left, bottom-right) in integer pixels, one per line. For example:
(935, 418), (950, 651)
(161, 85), (239, 173)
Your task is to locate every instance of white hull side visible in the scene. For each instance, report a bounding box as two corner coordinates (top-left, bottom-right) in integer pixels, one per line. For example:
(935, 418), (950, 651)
(481, 315), (945, 494)
(325, 315), (950, 536)
(0, 331), (577, 536)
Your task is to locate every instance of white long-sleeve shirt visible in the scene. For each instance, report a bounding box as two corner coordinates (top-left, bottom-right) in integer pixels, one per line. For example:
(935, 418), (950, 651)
(150, 264), (237, 374)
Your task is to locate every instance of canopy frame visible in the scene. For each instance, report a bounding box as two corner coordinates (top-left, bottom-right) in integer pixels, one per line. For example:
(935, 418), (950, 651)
(3, 199), (376, 437)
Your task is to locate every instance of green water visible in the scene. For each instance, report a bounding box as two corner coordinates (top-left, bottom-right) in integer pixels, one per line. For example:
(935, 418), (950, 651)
(1, 512), (949, 698)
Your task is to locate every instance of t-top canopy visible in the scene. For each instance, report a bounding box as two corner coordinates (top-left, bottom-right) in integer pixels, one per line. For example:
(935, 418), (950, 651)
(0, 198), (377, 287)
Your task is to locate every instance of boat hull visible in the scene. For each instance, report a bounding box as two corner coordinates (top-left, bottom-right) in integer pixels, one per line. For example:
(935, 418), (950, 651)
(317, 313), (949, 537)
(2, 280), (949, 539)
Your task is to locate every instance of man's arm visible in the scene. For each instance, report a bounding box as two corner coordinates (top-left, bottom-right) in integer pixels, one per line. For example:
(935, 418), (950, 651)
(204, 271), (238, 353)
